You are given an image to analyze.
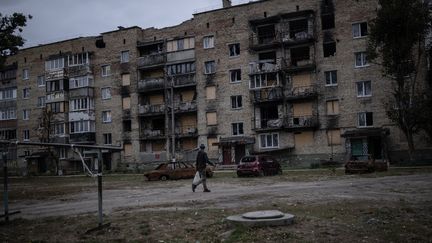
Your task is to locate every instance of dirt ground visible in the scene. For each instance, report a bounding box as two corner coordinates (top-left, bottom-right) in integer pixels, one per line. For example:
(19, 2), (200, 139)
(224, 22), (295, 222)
(1, 167), (432, 242)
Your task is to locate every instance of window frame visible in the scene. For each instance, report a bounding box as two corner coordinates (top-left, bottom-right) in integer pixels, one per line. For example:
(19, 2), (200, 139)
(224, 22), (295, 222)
(228, 43), (240, 57)
(229, 69), (242, 83)
(101, 65), (111, 77)
(259, 133), (279, 149)
(231, 122), (244, 136)
(22, 69), (29, 80)
(103, 133), (113, 145)
(22, 109), (30, 120)
(231, 95), (243, 109)
(102, 110), (112, 123)
(356, 80), (372, 97)
(120, 50), (130, 63)
(203, 35), (215, 49)
(23, 129), (30, 141)
(324, 70), (337, 86)
(22, 88), (30, 99)
(358, 112), (373, 127)
(204, 61), (216, 74)
(352, 22), (368, 38)
(37, 96), (46, 108)
(101, 87), (112, 100)
(355, 52), (369, 68)
(37, 75), (45, 87)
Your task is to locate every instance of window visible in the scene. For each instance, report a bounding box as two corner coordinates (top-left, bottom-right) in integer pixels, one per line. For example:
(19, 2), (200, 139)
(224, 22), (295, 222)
(122, 73), (130, 86)
(0, 130), (16, 140)
(323, 41), (336, 57)
(250, 73), (278, 89)
(59, 148), (67, 159)
(101, 87), (111, 100)
(358, 112), (373, 127)
(103, 133), (112, 145)
(355, 52), (368, 67)
(23, 69), (29, 80)
(123, 120), (132, 132)
(124, 143), (132, 156)
(52, 123), (65, 135)
(122, 97), (131, 110)
(101, 65), (111, 77)
(321, 13), (335, 30)
(232, 122), (244, 135)
(352, 22), (368, 38)
(23, 129), (29, 141)
(68, 52), (89, 66)
(0, 88), (17, 100)
(70, 98), (94, 111)
(46, 80), (61, 92)
(167, 62), (195, 75)
(121, 51), (130, 63)
(177, 39), (184, 50)
(203, 36), (214, 49)
(70, 120), (95, 133)
(37, 96), (46, 108)
(327, 129), (341, 145)
(229, 43), (240, 57)
(0, 108), (16, 120)
(23, 109), (30, 120)
(206, 86), (216, 100)
(45, 58), (64, 71)
(167, 37), (195, 52)
(230, 69), (241, 83)
(231, 95), (242, 109)
(46, 102), (65, 113)
(325, 70), (337, 86)
(102, 110), (112, 123)
(260, 133), (279, 148)
(357, 81), (372, 97)
(70, 76), (93, 89)
(206, 112), (217, 125)
(204, 61), (215, 74)
(37, 75), (45, 87)
(326, 100), (339, 115)
(23, 88), (30, 99)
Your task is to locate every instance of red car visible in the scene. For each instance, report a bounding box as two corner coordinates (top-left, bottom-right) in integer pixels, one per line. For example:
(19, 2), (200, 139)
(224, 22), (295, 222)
(237, 155), (282, 177)
(144, 162), (214, 181)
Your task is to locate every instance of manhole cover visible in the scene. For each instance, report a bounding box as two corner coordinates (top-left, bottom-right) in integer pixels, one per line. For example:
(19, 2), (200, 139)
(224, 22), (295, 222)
(242, 210), (284, 220)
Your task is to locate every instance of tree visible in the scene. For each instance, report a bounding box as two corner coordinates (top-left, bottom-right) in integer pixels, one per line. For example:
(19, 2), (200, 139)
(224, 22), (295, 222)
(36, 107), (60, 175)
(0, 12), (32, 68)
(367, 0), (432, 161)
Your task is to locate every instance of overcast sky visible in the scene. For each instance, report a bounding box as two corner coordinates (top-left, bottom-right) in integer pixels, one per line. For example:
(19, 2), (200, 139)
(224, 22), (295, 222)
(0, 0), (230, 48)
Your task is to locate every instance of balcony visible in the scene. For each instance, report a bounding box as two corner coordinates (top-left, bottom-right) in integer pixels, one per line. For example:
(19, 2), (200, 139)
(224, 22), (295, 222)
(166, 49), (195, 63)
(138, 104), (165, 116)
(69, 87), (94, 98)
(137, 53), (165, 68)
(50, 135), (69, 144)
(68, 110), (95, 122)
(285, 115), (318, 130)
(174, 100), (197, 113)
(285, 85), (318, 100)
(140, 129), (165, 139)
(175, 125), (198, 137)
(280, 29), (314, 46)
(138, 78), (165, 92)
(252, 118), (284, 131)
(171, 73), (196, 87)
(249, 59), (282, 75)
(46, 91), (68, 103)
(249, 33), (280, 51)
(45, 69), (67, 81)
(67, 65), (91, 77)
(69, 132), (96, 143)
(282, 58), (315, 73)
(252, 87), (283, 103)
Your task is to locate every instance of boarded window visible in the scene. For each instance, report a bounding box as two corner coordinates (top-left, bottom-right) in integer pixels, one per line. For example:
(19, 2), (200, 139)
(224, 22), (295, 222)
(122, 74), (130, 86)
(207, 137), (219, 151)
(326, 100), (339, 115)
(122, 97), (131, 110)
(180, 114), (197, 128)
(182, 138), (197, 150)
(152, 141), (165, 151)
(323, 41), (336, 57)
(206, 112), (217, 125)
(149, 94), (164, 105)
(327, 129), (341, 145)
(124, 143), (132, 156)
(293, 102), (313, 116)
(206, 86), (216, 100)
(292, 73), (311, 88)
(294, 131), (314, 147)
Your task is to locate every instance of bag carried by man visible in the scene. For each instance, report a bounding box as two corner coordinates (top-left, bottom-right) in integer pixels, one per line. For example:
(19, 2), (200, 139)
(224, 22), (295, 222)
(192, 171), (201, 185)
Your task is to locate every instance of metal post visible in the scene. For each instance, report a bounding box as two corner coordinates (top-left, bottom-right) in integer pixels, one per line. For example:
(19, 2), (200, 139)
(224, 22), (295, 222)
(97, 150), (103, 227)
(171, 84), (175, 163)
(2, 153), (8, 222)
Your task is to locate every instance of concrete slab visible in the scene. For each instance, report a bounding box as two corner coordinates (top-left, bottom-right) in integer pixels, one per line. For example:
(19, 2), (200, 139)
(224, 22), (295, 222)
(226, 210), (295, 227)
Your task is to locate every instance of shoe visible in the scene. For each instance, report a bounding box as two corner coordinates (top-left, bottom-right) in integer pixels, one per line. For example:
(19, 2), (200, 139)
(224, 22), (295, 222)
(192, 184), (197, 192)
(203, 189), (211, 192)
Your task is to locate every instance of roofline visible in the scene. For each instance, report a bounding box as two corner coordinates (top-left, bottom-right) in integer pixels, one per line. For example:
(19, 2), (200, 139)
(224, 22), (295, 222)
(193, 0), (268, 16)
(100, 25), (141, 34)
(19, 36), (92, 51)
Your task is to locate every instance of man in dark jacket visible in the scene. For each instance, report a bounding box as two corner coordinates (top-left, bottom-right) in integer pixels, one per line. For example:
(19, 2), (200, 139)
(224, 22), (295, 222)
(192, 144), (214, 192)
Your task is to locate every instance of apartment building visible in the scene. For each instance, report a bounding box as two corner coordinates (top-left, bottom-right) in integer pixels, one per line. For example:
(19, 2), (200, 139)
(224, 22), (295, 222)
(2, 0), (431, 174)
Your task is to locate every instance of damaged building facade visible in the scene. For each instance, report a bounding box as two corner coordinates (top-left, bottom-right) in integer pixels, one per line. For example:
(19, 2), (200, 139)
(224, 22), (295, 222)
(1, 0), (431, 174)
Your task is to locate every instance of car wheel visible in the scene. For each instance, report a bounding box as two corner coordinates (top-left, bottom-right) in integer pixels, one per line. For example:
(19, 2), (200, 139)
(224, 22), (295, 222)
(160, 175), (169, 181)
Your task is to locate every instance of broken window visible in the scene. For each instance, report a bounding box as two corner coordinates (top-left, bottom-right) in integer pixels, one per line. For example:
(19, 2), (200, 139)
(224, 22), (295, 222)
(358, 112), (373, 127)
(321, 13), (335, 30)
(120, 50), (129, 63)
(139, 43), (163, 56)
(352, 22), (368, 38)
(230, 69), (241, 82)
(289, 19), (309, 39)
(290, 46), (310, 65)
(260, 106), (279, 128)
(323, 41), (336, 57)
(257, 25), (276, 44)
(123, 120), (132, 132)
(229, 43), (240, 57)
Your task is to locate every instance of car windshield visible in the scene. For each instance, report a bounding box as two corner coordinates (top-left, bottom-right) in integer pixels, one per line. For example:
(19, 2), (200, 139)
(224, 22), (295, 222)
(241, 156), (256, 163)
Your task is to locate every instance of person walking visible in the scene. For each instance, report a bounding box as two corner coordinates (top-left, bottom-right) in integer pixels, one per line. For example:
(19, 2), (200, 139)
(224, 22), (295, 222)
(192, 144), (214, 192)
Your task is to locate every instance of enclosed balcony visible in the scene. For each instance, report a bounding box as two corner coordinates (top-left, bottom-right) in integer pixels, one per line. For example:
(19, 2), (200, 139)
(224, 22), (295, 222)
(67, 65), (91, 77)
(69, 87), (94, 98)
(138, 78), (165, 92)
(138, 104), (166, 116)
(46, 91), (68, 103)
(45, 68), (68, 81)
(284, 115), (318, 130)
(69, 132), (96, 143)
(252, 87), (283, 103)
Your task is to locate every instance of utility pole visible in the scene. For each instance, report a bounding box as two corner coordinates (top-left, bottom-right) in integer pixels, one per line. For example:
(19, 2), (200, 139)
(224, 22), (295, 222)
(2, 152), (8, 222)
(171, 78), (176, 164)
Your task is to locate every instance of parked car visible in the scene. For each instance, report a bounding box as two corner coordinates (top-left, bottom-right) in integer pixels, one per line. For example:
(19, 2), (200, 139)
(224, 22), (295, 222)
(144, 161), (214, 181)
(237, 155), (282, 177)
(345, 154), (389, 174)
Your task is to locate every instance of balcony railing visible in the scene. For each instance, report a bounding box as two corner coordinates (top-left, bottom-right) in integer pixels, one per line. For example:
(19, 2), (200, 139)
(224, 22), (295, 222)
(140, 129), (165, 138)
(285, 115), (318, 129)
(175, 125), (198, 136)
(252, 87), (283, 103)
(282, 58), (315, 72)
(138, 78), (165, 91)
(45, 69), (67, 81)
(69, 132), (96, 143)
(137, 53), (165, 68)
(67, 65), (91, 77)
(171, 73), (196, 87)
(249, 59), (282, 74)
(174, 100), (197, 113)
(249, 33), (280, 48)
(138, 104), (166, 115)
(253, 118), (284, 130)
(285, 85), (318, 100)
(69, 87), (94, 98)
(281, 29), (314, 44)
(46, 91), (68, 103)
